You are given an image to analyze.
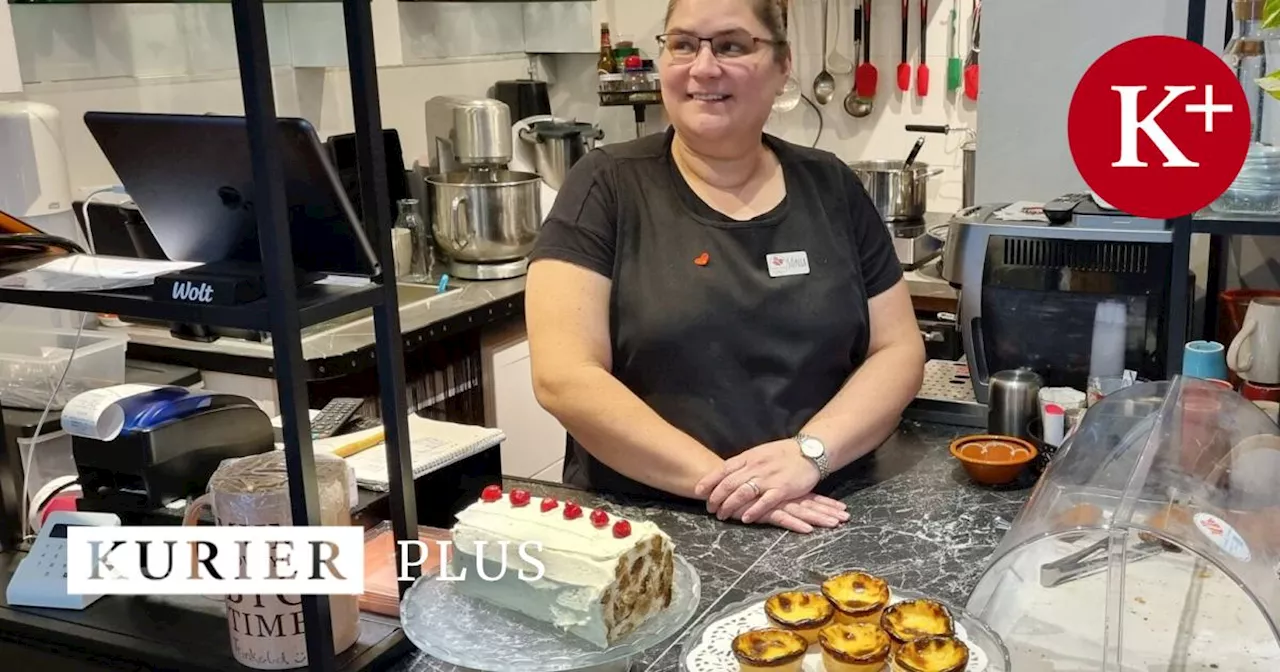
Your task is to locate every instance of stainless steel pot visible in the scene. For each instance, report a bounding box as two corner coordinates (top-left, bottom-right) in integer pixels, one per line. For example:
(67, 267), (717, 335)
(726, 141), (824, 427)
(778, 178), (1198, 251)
(425, 169), (543, 264)
(849, 160), (944, 222)
(518, 120), (603, 190)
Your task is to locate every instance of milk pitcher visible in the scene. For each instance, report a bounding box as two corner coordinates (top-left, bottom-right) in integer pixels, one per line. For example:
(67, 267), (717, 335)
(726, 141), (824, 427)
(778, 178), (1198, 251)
(182, 451), (360, 670)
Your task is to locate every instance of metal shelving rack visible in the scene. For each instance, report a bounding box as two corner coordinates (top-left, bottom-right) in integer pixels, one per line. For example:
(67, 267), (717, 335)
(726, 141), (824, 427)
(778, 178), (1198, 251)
(0, 0), (421, 668)
(1166, 0), (1280, 376)
(1166, 211), (1280, 376)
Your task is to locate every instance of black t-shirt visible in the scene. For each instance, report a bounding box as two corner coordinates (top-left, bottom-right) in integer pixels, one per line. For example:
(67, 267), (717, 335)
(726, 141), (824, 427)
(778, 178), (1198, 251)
(528, 127), (903, 500)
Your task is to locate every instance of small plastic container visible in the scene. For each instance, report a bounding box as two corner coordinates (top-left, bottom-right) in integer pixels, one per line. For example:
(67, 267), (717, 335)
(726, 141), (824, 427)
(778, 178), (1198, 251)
(0, 326), (128, 410)
(17, 429), (75, 489)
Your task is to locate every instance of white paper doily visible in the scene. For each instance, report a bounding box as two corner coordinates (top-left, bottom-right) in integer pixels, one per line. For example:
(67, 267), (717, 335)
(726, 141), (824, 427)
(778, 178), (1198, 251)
(401, 553), (700, 671)
(681, 584), (1008, 672)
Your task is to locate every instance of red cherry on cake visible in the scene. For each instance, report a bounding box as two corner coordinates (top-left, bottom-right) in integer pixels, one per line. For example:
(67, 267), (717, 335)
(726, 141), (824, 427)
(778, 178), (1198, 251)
(612, 520), (631, 538)
(481, 485), (502, 502)
(590, 509), (609, 528)
(509, 489), (531, 507)
(540, 497), (558, 512)
(564, 501), (583, 519)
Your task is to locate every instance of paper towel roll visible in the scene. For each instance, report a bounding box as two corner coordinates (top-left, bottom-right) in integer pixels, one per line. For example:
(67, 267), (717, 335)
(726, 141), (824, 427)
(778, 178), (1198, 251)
(60, 384), (186, 441)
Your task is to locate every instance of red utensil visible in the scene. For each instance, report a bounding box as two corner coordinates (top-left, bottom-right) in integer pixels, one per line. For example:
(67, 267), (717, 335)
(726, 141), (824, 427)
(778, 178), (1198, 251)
(964, 0), (980, 101)
(856, 0), (878, 97)
(917, 0), (929, 96)
(898, 0), (911, 91)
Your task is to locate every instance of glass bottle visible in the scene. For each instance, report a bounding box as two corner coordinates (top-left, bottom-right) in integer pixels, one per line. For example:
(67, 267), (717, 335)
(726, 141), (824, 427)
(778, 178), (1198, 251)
(1210, 0), (1280, 215)
(394, 198), (432, 282)
(596, 22), (617, 74)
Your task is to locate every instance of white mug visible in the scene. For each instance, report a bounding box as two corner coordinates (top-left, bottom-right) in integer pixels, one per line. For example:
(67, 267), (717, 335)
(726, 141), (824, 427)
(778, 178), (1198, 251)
(1228, 297), (1280, 385)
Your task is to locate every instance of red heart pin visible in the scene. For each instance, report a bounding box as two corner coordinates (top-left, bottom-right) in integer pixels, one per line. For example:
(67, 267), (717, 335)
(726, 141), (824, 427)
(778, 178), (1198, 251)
(693, 252), (710, 266)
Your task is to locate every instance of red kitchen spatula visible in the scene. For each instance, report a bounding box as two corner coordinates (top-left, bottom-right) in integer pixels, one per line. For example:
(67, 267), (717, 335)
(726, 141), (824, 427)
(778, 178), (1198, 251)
(916, 0), (929, 96)
(964, 0), (980, 101)
(856, 0), (878, 98)
(898, 0), (911, 92)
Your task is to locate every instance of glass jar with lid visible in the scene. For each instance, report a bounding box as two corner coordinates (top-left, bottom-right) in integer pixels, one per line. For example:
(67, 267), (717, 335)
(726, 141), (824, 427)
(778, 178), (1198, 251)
(1210, 0), (1280, 215)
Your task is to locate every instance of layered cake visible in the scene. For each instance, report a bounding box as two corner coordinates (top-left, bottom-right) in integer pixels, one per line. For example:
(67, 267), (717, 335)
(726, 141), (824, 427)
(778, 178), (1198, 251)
(448, 485), (676, 648)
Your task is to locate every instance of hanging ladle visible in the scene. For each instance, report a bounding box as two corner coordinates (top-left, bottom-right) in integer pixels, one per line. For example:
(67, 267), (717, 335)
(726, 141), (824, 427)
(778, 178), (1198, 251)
(844, 3), (873, 117)
(813, 0), (836, 104)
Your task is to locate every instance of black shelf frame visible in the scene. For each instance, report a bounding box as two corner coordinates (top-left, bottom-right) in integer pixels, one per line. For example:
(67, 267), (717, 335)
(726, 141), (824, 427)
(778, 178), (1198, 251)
(0, 0), (421, 668)
(1167, 2), (1280, 375)
(0, 282), (384, 331)
(1166, 212), (1280, 376)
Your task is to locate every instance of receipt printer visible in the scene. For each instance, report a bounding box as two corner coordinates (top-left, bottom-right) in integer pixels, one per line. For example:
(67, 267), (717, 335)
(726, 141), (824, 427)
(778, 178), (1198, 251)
(71, 391), (273, 512)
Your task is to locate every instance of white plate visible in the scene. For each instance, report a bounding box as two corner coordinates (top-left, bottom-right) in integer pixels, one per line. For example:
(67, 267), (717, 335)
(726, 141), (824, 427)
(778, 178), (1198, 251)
(680, 583), (1009, 672)
(401, 553), (701, 672)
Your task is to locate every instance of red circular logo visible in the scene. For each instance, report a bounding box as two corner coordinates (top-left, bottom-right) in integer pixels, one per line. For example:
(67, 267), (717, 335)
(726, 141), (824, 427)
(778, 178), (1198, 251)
(1068, 35), (1250, 219)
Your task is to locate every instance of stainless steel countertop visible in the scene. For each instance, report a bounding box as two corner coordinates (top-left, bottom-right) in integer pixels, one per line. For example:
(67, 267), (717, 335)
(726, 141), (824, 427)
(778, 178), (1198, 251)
(122, 247), (955, 364)
(120, 276), (526, 362)
(904, 257), (957, 303)
(898, 212), (958, 304)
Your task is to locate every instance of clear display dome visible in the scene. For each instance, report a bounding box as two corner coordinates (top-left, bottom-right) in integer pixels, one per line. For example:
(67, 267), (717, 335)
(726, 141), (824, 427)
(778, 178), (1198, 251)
(966, 376), (1280, 671)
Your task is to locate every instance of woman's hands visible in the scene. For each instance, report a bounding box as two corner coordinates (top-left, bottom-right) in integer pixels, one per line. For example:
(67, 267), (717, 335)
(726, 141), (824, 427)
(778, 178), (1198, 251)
(752, 493), (850, 533)
(693, 439), (849, 533)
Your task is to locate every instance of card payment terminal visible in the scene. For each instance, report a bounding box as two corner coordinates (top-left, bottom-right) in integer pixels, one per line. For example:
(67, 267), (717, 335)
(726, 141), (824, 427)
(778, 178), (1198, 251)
(6, 510), (120, 609)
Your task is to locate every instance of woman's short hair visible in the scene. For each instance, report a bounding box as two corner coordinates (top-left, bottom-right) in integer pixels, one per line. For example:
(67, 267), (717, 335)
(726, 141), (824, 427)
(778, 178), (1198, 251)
(663, 0), (790, 65)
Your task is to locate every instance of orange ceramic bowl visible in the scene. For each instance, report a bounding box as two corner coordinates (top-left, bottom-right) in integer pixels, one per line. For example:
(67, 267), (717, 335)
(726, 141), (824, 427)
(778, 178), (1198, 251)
(949, 435), (1038, 485)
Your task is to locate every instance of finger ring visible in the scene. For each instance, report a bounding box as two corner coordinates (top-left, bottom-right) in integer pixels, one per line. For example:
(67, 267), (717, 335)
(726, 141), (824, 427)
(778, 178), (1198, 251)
(746, 479), (761, 496)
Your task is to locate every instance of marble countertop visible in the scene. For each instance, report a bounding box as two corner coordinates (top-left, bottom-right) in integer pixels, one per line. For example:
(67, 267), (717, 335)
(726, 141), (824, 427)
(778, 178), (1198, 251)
(391, 419), (1032, 672)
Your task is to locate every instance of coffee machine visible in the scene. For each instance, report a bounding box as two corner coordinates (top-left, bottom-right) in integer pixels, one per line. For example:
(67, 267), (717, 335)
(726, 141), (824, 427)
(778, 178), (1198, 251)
(940, 196), (1190, 405)
(419, 96), (544, 280)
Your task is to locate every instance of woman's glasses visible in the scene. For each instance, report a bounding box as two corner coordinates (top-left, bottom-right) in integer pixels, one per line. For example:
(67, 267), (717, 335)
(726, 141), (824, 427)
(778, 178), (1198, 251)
(656, 32), (784, 63)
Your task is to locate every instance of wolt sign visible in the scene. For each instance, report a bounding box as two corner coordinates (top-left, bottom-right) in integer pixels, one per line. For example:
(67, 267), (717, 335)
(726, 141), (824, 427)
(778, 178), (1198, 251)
(1068, 35), (1251, 219)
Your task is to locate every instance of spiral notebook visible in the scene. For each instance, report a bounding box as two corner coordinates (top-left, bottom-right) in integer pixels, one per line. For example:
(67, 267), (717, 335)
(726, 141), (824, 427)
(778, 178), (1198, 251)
(339, 415), (505, 491)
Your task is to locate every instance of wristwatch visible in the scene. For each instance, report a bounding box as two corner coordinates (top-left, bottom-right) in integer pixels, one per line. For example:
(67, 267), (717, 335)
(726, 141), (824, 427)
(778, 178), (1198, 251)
(795, 433), (829, 480)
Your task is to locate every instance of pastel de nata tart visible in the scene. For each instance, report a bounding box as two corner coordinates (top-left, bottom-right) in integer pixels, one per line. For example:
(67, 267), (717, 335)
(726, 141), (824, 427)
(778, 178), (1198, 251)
(881, 599), (954, 652)
(763, 590), (835, 644)
(818, 622), (892, 672)
(731, 628), (809, 672)
(890, 635), (970, 672)
(822, 571), (891, 625)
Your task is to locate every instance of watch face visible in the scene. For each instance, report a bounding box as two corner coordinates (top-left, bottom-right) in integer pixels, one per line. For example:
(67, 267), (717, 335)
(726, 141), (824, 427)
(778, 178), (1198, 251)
(800, 437), (824, 458)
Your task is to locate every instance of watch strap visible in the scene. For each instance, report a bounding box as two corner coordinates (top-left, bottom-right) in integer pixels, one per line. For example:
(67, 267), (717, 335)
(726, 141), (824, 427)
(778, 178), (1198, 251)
(796, 433), (830, 480)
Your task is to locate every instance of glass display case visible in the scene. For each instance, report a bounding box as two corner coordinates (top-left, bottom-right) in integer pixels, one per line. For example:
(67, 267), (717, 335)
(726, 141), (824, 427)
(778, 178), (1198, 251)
(966, 376), (1280, 671)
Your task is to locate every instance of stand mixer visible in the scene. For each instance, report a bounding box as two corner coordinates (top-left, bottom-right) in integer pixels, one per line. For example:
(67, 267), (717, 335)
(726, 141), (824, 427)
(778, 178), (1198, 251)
(421, 96), (543, 280)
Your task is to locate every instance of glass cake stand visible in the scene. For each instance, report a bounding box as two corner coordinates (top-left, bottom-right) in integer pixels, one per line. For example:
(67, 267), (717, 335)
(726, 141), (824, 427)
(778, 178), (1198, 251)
(401, 553), (700, 671)
(679, 583), (1010, 672)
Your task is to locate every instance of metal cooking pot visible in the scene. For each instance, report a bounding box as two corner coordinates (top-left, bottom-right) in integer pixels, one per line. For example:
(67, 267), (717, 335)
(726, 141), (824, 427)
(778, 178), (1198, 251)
(426, 170), (543, 264)
(518, 120), (603, 190)
(849, 160), (944, 222)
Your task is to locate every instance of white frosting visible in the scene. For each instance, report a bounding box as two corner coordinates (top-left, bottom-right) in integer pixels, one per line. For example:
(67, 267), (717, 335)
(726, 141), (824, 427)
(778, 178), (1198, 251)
(450, 490), (671, 587)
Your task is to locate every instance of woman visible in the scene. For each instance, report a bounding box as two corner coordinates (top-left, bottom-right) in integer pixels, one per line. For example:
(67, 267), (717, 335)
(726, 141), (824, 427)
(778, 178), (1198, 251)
(524, 0), (925, 533)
